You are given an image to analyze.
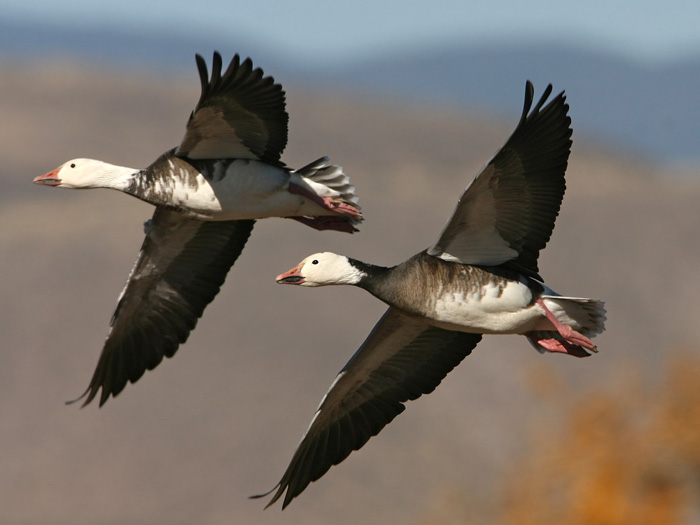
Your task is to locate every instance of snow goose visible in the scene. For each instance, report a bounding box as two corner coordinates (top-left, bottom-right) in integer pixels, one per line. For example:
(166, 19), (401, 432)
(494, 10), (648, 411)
(258, 82), (606, 508)
(33, 52), (362, 407)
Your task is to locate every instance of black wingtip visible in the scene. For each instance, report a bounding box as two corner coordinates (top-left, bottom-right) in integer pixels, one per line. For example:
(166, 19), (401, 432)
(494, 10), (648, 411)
(64, 396), (82, 407)
(532, 83), (554, 115)
(196, 51), (262, 101)
(519, 80), (535, 125)
(222, 53), (243, 80)
(195, 51), (230, 97)
(210, 51), (223, 88)
(65, 379), (112, 408)
(249, 483), (285, 510)
(64, 386), (92, 408)
(519, 81), (565, 126)
(195, 53), (209, 96)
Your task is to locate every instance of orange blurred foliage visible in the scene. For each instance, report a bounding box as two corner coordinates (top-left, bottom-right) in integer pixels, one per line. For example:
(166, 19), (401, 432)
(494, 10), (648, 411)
(417, 355), (700, 525)
(506, 356), (700, 525)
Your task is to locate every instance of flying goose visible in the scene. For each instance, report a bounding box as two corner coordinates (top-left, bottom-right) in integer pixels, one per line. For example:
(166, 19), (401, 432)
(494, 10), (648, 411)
(33, 52), (362, 407)
(257, 82), (606, 508)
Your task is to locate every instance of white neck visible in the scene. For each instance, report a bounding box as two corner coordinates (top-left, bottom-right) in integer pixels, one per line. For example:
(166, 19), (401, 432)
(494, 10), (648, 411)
(83, 162), (138, 191)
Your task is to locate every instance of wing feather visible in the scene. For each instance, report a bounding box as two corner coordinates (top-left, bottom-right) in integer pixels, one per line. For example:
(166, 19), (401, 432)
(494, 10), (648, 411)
(256, 307), (482, 508)
(428, 81), (572, 279)
(74, 209), (254, 407)
(177, 52), (288, 163)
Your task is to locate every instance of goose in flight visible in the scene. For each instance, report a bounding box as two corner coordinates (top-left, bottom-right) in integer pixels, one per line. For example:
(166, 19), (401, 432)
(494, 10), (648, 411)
(258, 82), (606, 508)
(34, 52), (362, 407)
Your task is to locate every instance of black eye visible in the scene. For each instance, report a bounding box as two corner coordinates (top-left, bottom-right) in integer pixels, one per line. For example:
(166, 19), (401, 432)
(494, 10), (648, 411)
(70, 163), (76, 168)
(312, 260), (319, 265)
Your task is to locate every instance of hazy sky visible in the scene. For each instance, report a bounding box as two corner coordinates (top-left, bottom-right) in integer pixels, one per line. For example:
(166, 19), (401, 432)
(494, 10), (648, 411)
(5, 0), (700, 64)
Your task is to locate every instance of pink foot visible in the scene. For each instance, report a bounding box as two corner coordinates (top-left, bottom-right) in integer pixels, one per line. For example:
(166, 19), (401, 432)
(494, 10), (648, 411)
(288, 182), (362, 219)
(288, 216), (358, 233)
(321, 197), (362, 218)
(529, 335), (591, 358)
(537, 299), (598, 355)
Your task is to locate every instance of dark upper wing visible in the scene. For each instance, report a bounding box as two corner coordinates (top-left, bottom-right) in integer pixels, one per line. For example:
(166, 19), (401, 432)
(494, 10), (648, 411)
(428, 82), (572, 279)
(176, 51), (288, 163)
(256, 307), (482, 509)
(74, 209), (255, 407)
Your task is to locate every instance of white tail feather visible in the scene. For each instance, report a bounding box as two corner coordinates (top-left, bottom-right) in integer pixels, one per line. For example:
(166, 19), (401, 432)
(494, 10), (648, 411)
(295, 157), (359, 206)
(541, 295), (607, 337)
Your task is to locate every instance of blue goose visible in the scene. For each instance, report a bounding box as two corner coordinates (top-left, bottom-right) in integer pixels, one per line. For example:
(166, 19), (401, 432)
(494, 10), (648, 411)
(259, 82), (606, 508)
(34, 52), (362, 407)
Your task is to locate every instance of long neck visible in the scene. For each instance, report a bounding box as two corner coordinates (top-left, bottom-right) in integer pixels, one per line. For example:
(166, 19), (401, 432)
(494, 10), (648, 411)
(82, 162), (138, 191)
(353, 252), (439, 313)
(348, 257), (395, 299)
(123, 149), (199, 205)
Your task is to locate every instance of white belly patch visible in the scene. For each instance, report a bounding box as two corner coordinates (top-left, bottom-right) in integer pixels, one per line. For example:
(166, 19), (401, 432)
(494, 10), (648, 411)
(431, 279), (543, 333)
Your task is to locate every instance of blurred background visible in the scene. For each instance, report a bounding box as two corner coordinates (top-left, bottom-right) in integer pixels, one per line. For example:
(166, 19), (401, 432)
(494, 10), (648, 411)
(1, 1), (699, 523)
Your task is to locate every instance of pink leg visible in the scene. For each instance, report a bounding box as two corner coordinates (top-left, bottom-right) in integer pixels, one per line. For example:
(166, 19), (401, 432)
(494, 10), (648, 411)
(527, 298), (598, 357)
(288, 216), (358, 233)
(536, 298), (597, 351)
(288, 182), (362, 219)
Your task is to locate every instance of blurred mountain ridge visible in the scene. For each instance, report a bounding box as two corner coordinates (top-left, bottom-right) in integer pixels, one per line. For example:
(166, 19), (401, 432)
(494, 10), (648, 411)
(3, 16), (700, 163)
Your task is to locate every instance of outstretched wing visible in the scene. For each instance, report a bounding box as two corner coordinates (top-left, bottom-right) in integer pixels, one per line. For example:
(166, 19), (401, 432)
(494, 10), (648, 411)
(177, 51), (288, 163)
(73, 209), (255, 407)
(428, 82), (572, 279)
(256, 307), (482, 508)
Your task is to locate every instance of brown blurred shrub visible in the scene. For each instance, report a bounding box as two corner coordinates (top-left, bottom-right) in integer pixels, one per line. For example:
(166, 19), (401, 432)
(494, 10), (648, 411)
(417, 355), (700, 525)
(506, 356), (700, 525)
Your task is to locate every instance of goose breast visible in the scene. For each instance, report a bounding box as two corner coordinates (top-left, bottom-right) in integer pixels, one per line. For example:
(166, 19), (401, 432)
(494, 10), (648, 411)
(138, 154), (316, 221)
(387, 260), (548, 334)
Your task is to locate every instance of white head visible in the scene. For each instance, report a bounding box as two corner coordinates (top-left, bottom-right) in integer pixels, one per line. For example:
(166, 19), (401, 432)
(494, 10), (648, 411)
(33, 158), (135, 189)
(276, 252), (365, 287)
